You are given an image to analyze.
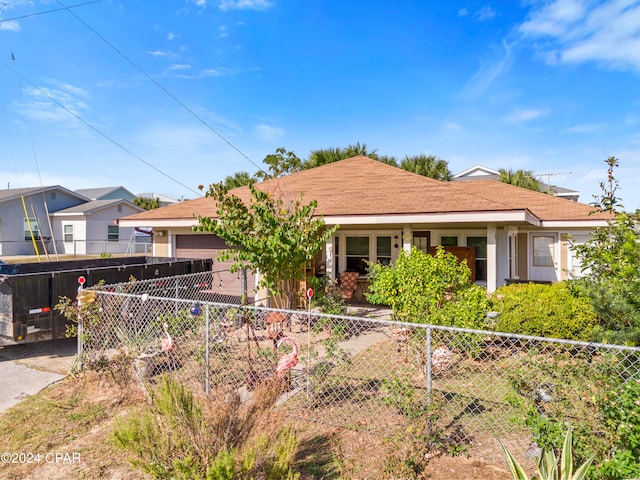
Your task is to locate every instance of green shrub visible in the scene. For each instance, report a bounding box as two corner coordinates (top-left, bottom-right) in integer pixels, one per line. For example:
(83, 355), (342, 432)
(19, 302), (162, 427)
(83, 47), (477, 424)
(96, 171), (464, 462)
(494, 282), (599, 340)
(367, 246), (484, 326)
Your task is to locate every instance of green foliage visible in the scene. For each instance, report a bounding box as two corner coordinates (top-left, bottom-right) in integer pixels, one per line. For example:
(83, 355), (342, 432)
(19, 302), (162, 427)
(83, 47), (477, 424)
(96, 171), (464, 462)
(134, 196), (161, 210)
(569, 156), (640, 346)
(222, 171), (255, 189)
(501, 426), (593, 480)
(494, 283), (599, 340)
(506, 350), (640, 480)
(497, 168), (541, 192)
(399, 154), (452, 181)
(112, 376), (300, 480)
(304, 142), (378, 169)
(306, 275), (347, 316)
(256, 147), (303, 180)
(195, 159), (337, 309)
(367, 246), (486, 327)
(596, 379), (640, 479)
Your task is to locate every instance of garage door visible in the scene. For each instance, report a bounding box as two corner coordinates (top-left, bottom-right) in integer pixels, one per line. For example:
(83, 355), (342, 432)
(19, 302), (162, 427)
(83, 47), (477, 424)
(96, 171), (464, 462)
(175, 234), (254, 302)
(175, 234), (227, 261)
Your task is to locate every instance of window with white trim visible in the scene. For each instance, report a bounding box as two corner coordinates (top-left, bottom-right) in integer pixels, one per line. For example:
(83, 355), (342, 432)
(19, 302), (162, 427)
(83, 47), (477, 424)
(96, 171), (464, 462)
(108, 225), (119, 242)
(533, 235), (554, 267)
(63, 224), (73, 243)
(24, 218), (39, 241)
(346, 236), (369, 274)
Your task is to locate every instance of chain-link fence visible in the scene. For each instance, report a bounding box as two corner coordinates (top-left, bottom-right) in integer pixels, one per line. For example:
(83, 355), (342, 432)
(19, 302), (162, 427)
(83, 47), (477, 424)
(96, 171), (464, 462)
(78, 272), (640, 466)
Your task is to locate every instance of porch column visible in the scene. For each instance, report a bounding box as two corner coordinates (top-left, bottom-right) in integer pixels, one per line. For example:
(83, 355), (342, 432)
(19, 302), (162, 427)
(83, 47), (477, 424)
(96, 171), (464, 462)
(325, 238), (334, 282)
(487, 224), (497, 293)
(402, 226), (412, 254)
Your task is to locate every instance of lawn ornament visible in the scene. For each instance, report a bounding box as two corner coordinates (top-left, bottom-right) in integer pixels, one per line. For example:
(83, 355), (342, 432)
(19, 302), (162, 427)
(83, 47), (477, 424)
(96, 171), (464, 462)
(275, 336), (299, 377)
(161, 322), (176, 352)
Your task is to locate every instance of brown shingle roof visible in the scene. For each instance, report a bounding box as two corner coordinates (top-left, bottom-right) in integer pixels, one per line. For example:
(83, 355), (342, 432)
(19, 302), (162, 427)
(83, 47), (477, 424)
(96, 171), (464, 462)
(120, 156), (609, 223)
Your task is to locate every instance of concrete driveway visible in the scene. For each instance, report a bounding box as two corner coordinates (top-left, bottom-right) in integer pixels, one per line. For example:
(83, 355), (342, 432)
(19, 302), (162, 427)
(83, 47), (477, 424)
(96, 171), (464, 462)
(0, 338), (77, 413)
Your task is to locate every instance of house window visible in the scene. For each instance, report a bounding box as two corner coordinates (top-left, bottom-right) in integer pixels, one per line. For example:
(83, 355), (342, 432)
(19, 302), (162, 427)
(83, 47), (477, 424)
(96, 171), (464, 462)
(50, 192), (56, 200)
(377, 236), (392, 266)
(108, 225), (119, 242)
(533, 236), (554, 267)
(413, 231), (430, 254)
(346, 236), (369, 274)
(64, 225), (74, 243)
(24, 218), (39, 241)
(117, 205), (123, 213)
(467, 237), (487, 281)
(441, 236), (458, 247)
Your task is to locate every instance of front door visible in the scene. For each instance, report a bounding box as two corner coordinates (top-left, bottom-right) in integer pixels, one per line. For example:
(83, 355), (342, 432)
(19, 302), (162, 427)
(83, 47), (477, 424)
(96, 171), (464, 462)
(529, 234), (559, 282)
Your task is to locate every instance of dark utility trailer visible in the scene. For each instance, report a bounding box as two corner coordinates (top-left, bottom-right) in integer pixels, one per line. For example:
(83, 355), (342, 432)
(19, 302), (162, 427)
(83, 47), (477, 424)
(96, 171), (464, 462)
(0, 256), (212, 345)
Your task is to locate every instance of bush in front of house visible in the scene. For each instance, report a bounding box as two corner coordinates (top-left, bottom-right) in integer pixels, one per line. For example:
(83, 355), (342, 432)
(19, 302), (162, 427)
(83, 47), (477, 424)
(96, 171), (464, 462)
(367, 246), (489, 329)
(494, 282), (599, 341)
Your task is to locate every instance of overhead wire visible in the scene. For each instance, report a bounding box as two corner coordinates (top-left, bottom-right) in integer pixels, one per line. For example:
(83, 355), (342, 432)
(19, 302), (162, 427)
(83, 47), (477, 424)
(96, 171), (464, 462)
(1, 59), (203, 197)
(11, 52), (57, 260)
(0, 0), (101, 23)
(55, 0), (265, 176)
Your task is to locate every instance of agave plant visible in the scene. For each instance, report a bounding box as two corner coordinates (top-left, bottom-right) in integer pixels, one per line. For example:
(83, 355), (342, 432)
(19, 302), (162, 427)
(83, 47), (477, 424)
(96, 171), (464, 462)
(501, 427), (593, 480)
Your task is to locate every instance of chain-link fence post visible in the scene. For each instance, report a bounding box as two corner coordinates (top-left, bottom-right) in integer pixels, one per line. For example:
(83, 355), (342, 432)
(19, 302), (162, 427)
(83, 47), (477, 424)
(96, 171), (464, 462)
(205, 304), (210, 395)
(241, 267), (247, 306)
(425, 325), (432, 400)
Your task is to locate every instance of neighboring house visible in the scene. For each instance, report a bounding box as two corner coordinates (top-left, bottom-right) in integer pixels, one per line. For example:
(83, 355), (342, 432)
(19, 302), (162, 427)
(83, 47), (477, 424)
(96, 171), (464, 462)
(75, 186), (137, 203)
(51, 199), (144, 255)
(0, 185), (144, 257)
(118, 156), (610, 297)
(453, 165), (580, 201)
(136, 192), (180, 208)
(0, 186), (89, 256)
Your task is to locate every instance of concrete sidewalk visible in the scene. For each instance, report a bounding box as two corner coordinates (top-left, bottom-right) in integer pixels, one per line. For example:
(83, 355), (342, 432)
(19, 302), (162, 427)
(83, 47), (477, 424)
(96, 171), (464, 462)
(0, 338), (77, 413)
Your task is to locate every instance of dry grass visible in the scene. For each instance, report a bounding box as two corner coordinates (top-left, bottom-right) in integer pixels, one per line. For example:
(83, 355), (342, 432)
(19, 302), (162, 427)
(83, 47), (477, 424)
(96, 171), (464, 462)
(0, 363), (513, 479)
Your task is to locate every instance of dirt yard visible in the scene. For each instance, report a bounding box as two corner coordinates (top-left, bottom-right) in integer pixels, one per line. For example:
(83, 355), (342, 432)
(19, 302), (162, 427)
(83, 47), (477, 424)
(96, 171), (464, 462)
(0, 368), (516, 480)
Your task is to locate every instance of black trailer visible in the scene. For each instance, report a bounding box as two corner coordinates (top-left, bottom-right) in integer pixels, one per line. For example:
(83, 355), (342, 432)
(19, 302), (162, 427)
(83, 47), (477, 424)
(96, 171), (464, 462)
(0, 256), (212, 345)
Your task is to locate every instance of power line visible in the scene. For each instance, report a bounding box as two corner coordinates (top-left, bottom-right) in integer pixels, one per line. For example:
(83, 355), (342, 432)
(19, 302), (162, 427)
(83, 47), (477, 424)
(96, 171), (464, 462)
(0, 0), (101, 23)
(1, 58), (203, 197)
(55, 0), (265, 175)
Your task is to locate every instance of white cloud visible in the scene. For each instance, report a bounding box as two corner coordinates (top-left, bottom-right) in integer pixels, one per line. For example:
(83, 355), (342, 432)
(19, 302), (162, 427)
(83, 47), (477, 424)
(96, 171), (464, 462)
(169, 64), (191, 71)
(218, 0), (274, 11)
(0, 20), (20, 31)
(504, 107), (548, 123)
(458, 8), (469, 17)
(147, 50), (167, 57)
(460, 39), (513, 99)
(254, 124), (284, 142)
(563, 123), (606, 133)
(17, 82), (90, 123)
(167, 32), (179, 40)
(475, 6), (497, 21)
(519, 0), (640, 71)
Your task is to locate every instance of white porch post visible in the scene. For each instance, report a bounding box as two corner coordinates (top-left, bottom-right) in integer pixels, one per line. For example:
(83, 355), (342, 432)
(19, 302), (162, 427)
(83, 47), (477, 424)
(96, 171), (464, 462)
(325, 238), (334, 282)
(487, 224), (497, 292)
(402, 226), (412, 254)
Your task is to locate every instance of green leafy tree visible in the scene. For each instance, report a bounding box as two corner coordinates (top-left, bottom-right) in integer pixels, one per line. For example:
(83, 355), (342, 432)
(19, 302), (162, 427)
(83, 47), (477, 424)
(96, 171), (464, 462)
(195, 153), (337, 308)
(497, 168), (541, 192)
(255, 147), (303, 181)
(400, 154), (452, 181)
(133, 196), (161, 210)
(223, 171), (254, 189)
(569, 156), (640, 345)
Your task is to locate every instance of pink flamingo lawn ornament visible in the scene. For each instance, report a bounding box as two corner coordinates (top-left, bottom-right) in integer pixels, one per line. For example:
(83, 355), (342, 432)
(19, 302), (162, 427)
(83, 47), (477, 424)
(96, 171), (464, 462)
(162, 322), (176, 353)
(275, 336), (299, 377)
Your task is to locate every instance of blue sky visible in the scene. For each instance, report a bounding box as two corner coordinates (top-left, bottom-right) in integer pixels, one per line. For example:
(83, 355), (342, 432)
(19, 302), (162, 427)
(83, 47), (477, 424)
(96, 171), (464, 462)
(2, 0), (640, 209)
